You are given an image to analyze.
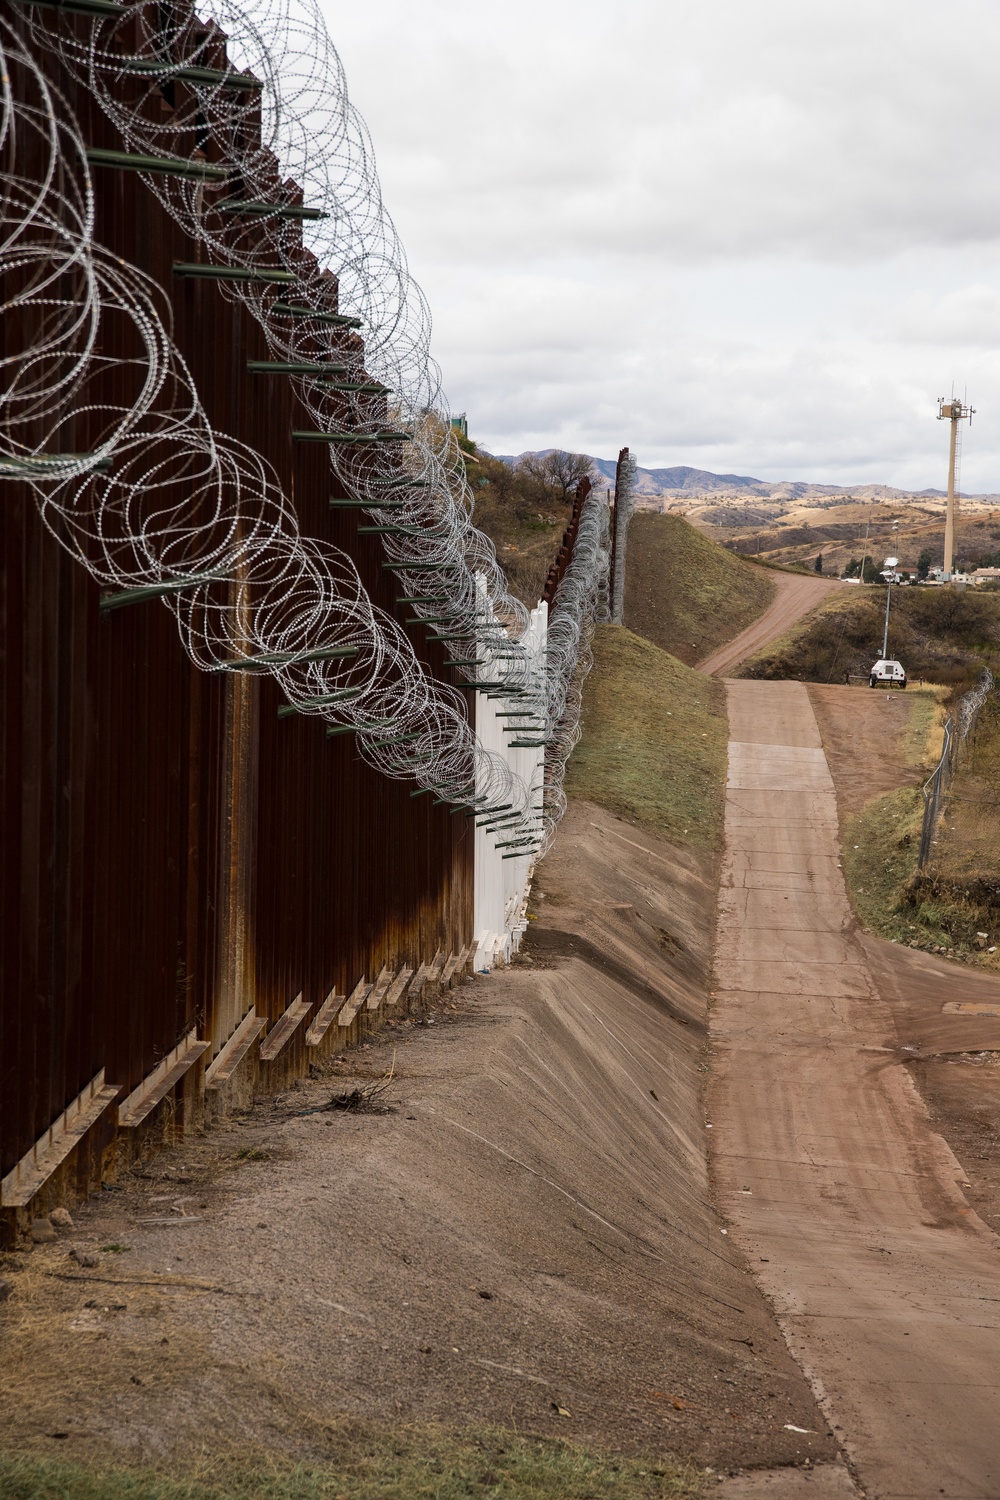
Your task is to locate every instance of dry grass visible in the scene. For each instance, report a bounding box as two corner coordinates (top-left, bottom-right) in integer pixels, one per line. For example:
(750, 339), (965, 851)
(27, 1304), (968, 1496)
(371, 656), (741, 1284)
(841, 787), (925, 946)
(0, 1422), (707, 1494)
(0, 1252), (222, 1449)
(0, 1257), (704, 1498)
(624, 513), (776, 666)
(0, 1429), (707, 1500)
(565, 626), (728, 851)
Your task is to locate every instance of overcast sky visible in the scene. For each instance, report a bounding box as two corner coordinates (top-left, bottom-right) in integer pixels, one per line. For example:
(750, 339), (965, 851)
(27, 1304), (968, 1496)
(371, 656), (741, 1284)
(320, 0), (1000, 489)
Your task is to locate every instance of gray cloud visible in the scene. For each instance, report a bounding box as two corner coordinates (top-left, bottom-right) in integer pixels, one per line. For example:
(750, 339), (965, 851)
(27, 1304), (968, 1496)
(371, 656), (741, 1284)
(320, 0), (1000, 489)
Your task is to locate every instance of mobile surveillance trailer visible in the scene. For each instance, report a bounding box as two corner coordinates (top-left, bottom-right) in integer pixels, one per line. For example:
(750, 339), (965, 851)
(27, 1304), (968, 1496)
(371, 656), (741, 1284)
(869, 658), (908, 688)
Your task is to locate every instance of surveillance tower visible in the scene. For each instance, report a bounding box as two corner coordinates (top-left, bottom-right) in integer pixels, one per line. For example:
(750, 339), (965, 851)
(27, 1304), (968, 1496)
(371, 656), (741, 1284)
(937, 395), (974, 579)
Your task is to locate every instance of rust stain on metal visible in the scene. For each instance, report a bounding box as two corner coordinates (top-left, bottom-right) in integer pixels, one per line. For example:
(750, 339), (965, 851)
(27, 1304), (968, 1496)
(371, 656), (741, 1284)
(0, 9), (474, 1208)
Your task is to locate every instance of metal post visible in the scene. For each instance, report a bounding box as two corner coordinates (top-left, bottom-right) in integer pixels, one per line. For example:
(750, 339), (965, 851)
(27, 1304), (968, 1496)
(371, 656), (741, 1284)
(610, 447), (637, 625)
(944, 412), (959, 579)
(882, 580), (891, 660)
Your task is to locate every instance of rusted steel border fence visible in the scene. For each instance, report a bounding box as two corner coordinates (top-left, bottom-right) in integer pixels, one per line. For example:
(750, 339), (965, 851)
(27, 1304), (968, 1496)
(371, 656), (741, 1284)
(0, 5), (623, 1230)
(0, 8), (474, 1228)
(609, 448), (637, 624)
(543, 478), (591, 605)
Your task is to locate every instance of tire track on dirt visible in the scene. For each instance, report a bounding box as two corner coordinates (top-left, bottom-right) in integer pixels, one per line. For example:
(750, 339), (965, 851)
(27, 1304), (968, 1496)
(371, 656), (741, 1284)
(698, 575), (839, 678)
(711, 680), (1000, 1499)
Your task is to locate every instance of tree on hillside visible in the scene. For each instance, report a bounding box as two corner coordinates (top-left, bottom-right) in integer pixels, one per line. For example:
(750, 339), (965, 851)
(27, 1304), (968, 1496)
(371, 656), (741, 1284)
(544, 450), (592, 500)
(917, 548), (933, 580)
(814, 554), (823, 573)
(517, 451), (591, 504)
(843, 556), (881, 582)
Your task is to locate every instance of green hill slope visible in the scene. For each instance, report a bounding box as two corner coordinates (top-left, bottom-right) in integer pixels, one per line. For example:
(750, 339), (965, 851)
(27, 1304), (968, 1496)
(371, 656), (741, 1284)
(624, 512), (776, 664)
(565, 625), (728, 851)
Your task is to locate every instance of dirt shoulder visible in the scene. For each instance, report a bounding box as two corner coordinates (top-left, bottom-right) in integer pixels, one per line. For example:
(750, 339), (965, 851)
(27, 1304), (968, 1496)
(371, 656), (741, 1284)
(804, 683), (1000, 1330)
(806, 681), (941, 819)
(0, 803), (833, 1485)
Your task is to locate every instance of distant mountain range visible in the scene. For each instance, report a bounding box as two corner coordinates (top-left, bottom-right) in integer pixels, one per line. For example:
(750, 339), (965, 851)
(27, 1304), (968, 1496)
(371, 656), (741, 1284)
(494, 451), (967, 502)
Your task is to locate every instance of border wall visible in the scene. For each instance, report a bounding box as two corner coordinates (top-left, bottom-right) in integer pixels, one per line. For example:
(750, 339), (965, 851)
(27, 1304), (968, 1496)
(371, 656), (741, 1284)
(0, 2), (613, 1235)
(1, 7), (472, 1228)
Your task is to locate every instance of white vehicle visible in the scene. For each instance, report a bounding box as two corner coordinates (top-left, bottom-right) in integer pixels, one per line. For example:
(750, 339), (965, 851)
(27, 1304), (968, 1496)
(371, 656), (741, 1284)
(869, 658), (907, 688)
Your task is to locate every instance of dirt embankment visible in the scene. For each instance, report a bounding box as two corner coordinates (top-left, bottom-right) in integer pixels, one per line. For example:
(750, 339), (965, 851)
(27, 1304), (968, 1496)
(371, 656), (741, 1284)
(0, 800), (834, 1489)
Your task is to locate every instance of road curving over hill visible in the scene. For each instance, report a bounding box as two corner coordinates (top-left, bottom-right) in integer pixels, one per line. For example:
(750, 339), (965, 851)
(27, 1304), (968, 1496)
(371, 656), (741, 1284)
(710, 680), (1000, 1499)
(697, 574), (839, 678)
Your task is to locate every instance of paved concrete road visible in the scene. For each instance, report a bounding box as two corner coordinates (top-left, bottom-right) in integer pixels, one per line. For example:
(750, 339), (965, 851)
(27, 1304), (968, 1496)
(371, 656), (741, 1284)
(711, 681), (1000, 1500)
(697, 574), (839, 678)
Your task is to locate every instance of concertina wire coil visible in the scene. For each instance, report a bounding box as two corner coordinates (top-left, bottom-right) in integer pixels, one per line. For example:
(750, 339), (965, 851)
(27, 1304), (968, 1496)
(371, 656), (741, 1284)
(1, 0), (610, 854)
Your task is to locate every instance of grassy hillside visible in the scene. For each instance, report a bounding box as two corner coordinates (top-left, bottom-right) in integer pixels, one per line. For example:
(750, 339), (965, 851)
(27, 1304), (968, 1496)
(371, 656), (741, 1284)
(737, 585), (1000, 691)
(624, 512), (776, 665)
(705, 503), (1000, 579)
(565, 625), (728, 851)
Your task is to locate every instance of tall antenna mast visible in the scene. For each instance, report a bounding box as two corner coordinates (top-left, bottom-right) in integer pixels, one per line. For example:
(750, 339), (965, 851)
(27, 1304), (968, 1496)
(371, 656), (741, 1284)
(937, 394), (974, 579)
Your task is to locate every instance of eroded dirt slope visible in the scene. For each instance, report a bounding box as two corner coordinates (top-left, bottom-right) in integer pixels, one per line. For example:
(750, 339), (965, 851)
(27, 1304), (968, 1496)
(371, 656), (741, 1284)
(0, 804), (833, 1479)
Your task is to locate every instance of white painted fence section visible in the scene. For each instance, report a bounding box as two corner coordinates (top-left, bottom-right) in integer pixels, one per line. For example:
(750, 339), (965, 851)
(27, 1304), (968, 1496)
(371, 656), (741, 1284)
(473, 598), (547, 969)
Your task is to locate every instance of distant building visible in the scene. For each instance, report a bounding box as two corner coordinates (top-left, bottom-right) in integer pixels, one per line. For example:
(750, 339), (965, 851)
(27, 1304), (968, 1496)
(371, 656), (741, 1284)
(450, 412), (468, 440)
(926, 566), (974, 583)
(972, 567), (1000, 585)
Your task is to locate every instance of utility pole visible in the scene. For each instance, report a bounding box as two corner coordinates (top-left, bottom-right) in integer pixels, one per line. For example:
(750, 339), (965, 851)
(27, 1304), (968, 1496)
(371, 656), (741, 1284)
(938, 396), (974, 579)
(881, 559), (897, 658)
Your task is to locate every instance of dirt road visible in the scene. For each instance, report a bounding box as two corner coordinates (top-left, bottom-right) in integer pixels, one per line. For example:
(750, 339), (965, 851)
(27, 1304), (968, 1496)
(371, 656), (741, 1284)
(697, 575), (839, 678)
(710, 681), (1000, 1499)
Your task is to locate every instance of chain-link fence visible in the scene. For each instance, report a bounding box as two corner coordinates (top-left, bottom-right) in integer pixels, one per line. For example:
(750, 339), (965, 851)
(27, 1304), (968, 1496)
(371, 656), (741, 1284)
(917, 669), (994, 870)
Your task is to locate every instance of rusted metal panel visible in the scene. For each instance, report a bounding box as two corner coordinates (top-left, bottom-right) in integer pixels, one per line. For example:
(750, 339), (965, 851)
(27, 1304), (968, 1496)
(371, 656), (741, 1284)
(0, 10), (473, 1194)
(543, 478), (592, 605)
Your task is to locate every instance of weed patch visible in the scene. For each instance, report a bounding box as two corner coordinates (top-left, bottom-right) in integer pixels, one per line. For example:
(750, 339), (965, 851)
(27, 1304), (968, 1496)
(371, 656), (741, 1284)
(842, 787), (1000, 959)
(841, 788), (924, 944)
(0, 1430), (707, 1500)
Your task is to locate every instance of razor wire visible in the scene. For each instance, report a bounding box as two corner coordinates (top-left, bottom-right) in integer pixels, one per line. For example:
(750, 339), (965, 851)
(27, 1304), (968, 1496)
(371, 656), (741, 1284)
(2, 1), (611, 840)
(0, 16), (503, 811)
(540, 483), (610, 848)
(16, 0), (527, 649)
